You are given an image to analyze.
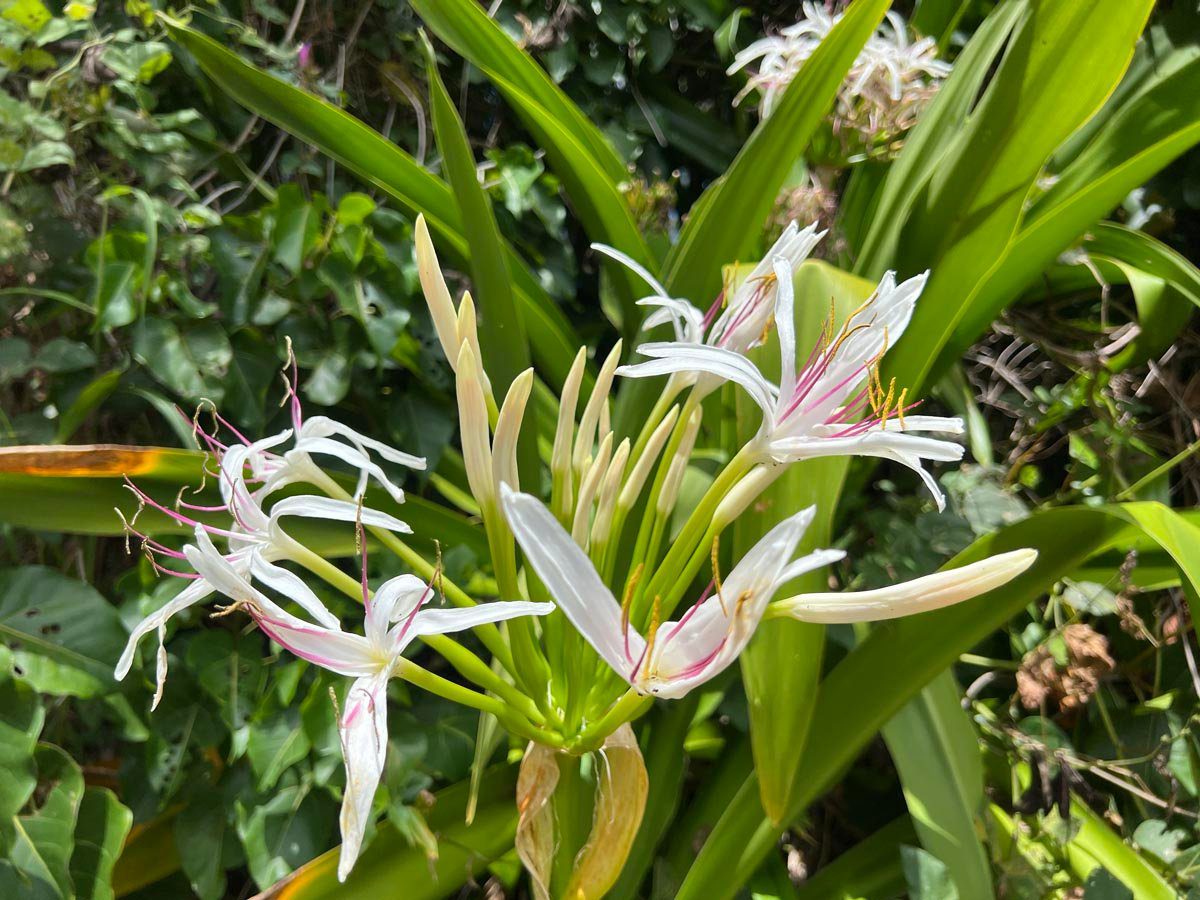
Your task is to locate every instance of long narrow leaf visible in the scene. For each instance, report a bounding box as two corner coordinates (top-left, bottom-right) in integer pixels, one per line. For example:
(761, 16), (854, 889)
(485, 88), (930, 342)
(663, 0), (891, 303)
(674, 502), (1200, 899)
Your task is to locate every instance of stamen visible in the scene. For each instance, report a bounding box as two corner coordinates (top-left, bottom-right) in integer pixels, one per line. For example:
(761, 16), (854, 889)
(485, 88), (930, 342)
(620, 563), (644, 664)
(711, 535), (728, 617)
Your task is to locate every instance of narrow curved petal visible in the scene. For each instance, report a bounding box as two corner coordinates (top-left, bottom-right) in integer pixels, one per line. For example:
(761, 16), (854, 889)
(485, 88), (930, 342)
(249, 555), (341, 630)
(411, 601), (556, 641)
(302, 416), (427, 470)
(619, 344), (777, 416)
(773, 256), (797, 400)
(591, 243), (669, 299)
(251, 607), (377, 676)
(291, 436), (407, 502)
(774, 549), (1038, 623)
(114, 576), (215, 684)
(500, 485), (642, 679)
(338, 670), (390, 882)
(269, 495), (412, 535)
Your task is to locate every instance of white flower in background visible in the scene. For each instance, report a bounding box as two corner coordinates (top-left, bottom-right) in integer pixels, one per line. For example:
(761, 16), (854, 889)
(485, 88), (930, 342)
(729, 4), (951, 138)
(594, 221), (825, 394)
(181, 525), (553, 881)
(502, 485), (841, 699)
(619, 257), (965, 508)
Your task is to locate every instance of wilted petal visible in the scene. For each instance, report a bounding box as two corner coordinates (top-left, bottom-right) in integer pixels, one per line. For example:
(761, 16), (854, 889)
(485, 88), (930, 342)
(565, 724), (649, 900)
(773, 548), (1038, 623)
(338, 671), (391, 881)
(515, 741), (559, 900)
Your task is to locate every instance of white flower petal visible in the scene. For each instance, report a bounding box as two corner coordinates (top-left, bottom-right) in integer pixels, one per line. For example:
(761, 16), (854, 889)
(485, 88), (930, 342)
(114, 577), (214, 682)
(591, 243), (669, 299)
(500, 485), (642, 679)
(249, 555), (341, 630)
(412, 601), (556, 641)
(338, 671), (390, 882)
(775, 549), (1038, 623)
(269, 495), (412, 535)
(251, 607), (378, 677)
(620, 343), (777, 416)
(301, 416), (427, 471)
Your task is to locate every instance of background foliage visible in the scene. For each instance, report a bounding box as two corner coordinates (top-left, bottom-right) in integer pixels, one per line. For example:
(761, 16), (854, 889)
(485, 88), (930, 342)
(1, 0), (1199, 898)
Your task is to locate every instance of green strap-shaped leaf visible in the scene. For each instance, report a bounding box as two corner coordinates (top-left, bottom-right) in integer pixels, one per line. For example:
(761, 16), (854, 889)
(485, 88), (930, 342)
(412, 0), (653, 331)
(71, 787), (133, 900)
(162, 19), (583, 389)
(662, 0), (891, 304)
(0, 445), (488, 559)
(853, 0), (1030, 277)
(407, 0), (626, 183)
(883, 672), (994, 900)
(673, 502), (1200, 899)
(424, 36), (540, 483)
(735, 262), (872, 823)
(883, 0), (1154, 395)
(937, 54), (1200, 370)
(793, 815), (915, 900)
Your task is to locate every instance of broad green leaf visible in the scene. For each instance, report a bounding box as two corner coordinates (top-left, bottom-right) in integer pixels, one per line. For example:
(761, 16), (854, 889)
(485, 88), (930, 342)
(132, 319), (232, 405)
(0, 655), (43, 822)
(162, 20), (583, 389)
(885, 0), (1154, 394)
(9, 744), (85, 898)
(0, 445), (487, 559)
(110, 807), (181, 897)
(940, 54), (1200, 368)
(674, 503), (1200, 900)
(407, 0), (626, 183)
(0, 566), (127, 698)
(883, 672), (993, 900)
(663, 0), (891, 303)
(70, 788), (133, 900)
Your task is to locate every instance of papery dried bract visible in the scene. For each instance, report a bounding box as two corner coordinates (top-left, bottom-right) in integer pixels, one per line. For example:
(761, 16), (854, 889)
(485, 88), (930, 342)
(565, 724), (648, 900)
(516, 741), (560, 900)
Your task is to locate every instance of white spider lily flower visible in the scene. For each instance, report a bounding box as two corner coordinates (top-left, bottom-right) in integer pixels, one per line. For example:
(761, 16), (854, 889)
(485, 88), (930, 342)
(770, 549), (1038, 623)
(729, 4), (950, 120)
(502, 485), (842, 699)
(114, 492), (411, 706)
(179, 527), (552, 881)
(619, 257), (965, 509)
(596, 223), (824, 392)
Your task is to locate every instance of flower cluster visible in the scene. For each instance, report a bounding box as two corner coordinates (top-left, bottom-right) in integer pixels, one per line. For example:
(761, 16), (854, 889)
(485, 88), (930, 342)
(115, 349), (553, 881)
(730, 4), (951, 154)
(115, 213), (1035, 889)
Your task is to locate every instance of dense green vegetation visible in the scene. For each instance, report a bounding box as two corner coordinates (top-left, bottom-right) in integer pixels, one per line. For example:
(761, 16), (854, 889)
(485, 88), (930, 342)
(1, 1), (1199, 898)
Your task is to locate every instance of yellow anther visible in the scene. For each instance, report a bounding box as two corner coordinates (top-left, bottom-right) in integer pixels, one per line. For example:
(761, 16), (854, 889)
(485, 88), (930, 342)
(620, 563), (644, 636)
(642, 595), (663, 675)
(711, 535), (729, 617)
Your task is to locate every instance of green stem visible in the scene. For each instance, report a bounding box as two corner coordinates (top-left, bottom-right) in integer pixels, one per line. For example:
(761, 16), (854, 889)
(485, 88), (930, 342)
(313, 474), (518, 676)
(575, 688), (653, 751)
(289, 541), (543, 724)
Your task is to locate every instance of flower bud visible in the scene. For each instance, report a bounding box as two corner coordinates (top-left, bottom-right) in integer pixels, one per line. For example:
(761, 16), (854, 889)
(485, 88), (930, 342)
(414, 214), (460, 368)
(456, 343), (495, 509)
(591, 438), (630, 551)
(618, 405), (679, 513)
(572, 433), (613, 547)
(657, 407), (701, 517)
(552, 347), (588, 523)
(493, 368), (534, 493)
(573, 341), (622, 482)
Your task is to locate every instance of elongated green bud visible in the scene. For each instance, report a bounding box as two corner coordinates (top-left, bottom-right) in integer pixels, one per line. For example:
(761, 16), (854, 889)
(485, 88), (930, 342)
(493, 368), (534, 493)
(456, 343), (495, 509)
(657, 406), (701, 517)
(551, 347), (588, 524)
(572, 432), (613, 547)
(573, 341), (622, 482)
(618, 404), (679, 513)
(414, 214), (460, 369)
(591, 437), (630, 551)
